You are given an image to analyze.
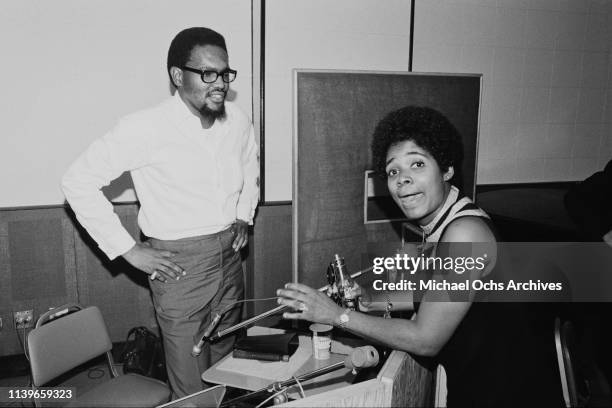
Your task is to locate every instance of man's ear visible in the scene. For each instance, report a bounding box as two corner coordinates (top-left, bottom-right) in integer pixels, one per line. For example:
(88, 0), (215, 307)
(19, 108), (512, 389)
(169, 66), (183, 88)
(443, 166), (454, 181)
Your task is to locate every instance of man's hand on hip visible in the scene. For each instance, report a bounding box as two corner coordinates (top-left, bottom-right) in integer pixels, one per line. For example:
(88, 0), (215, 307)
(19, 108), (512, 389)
(231, 219), (249, 252)
(123, 242), (185, 282)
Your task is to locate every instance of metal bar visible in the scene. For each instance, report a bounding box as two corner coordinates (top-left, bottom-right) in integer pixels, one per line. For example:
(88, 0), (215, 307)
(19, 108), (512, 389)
(221, 361), (345, 407)
(213, 266), (372, 339)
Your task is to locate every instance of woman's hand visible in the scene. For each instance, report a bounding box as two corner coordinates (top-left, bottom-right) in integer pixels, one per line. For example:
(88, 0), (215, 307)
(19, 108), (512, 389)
(277, 283), (344, 326)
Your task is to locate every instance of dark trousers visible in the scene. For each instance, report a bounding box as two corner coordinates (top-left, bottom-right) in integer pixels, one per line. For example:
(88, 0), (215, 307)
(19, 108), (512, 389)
(148, 229), (244, 398)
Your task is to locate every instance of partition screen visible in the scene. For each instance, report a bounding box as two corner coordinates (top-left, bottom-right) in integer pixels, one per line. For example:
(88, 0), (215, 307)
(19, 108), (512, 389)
(293, 70), (481, 286)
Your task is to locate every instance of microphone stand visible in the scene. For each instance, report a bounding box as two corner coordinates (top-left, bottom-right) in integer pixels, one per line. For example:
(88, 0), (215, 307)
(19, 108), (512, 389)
(209, 304), (287, 342)
(192, 266), (373, 355)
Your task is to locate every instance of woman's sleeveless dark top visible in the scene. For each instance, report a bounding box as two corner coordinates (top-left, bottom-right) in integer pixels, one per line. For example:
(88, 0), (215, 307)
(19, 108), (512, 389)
(413, 188), (564, 407)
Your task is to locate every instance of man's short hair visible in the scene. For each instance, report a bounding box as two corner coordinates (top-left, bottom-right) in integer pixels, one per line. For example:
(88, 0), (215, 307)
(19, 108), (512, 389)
(167, 27), (227, 88)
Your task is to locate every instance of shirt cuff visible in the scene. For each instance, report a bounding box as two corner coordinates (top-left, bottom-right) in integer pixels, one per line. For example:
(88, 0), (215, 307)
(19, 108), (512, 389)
(99, 230), (137, 260)
(236, 205), (255, 226)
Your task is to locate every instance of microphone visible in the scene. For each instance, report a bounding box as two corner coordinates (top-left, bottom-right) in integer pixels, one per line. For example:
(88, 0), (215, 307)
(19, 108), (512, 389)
(344, 345), (379, 370)
(191, 312), (222, 357)
(330, 254), (360, 310)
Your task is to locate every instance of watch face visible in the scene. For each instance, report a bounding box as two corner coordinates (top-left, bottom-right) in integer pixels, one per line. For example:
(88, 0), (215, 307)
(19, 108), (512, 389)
(340, 313), (349, 323)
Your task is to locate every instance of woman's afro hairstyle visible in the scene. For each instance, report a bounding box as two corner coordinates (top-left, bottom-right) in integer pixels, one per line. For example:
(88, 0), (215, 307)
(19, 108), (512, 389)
(371, 106), (463, 178)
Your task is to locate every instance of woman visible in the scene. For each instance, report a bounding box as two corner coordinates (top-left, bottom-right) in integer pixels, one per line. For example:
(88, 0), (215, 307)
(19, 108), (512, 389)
(277, 106), (563, 407)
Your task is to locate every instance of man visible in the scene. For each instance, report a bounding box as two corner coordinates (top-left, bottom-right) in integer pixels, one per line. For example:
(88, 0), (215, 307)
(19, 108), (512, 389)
(565, 159), (612, 246)
(564, 159), (612, 392)
(62, 27), (259, 398)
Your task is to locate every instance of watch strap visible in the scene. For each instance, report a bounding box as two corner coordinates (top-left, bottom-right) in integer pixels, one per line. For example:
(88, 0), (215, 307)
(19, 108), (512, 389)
(338, 308), (352, 330)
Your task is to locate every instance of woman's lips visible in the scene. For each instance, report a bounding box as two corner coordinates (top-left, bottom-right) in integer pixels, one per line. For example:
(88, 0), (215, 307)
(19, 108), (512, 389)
(399, 192), (424, 206)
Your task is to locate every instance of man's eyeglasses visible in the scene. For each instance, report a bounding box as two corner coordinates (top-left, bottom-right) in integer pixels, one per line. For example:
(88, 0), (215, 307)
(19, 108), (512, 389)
(181, 66), (237, 83)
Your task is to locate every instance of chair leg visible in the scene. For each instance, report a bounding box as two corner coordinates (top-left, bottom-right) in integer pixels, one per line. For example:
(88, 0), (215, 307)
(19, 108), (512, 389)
(106, 351), (120, 378)
(555, 318), (571, 408)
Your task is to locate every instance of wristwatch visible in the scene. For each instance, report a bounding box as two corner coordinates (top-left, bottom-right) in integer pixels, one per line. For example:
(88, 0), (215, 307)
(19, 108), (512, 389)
(337, 308), (351, 330)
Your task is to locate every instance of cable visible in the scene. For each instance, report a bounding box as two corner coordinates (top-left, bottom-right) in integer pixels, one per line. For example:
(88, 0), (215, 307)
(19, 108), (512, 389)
(220, 296), (279, 315)
(223, 264), (375, 315)
(190, 296), (279, 319)
(254, 388), (287, 408)
(292, 375), (306, 399)
(15, 325), (30, 362)
(16, 325), (34, 400)
(23, 326), (30, 362)
(207, 264), (376, 320)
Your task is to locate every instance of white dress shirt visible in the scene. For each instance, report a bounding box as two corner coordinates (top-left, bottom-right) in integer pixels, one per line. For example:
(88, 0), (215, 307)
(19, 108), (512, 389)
(62, 93), (259, 260)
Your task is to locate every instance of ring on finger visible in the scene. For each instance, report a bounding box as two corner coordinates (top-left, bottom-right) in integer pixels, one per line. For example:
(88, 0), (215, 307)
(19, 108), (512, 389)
(298, 302), (308, 311)
(150, 271), (159, 281)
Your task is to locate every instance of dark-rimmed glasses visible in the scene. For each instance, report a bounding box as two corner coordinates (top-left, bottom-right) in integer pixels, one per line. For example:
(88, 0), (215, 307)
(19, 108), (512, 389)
(181, 66), (237, 83)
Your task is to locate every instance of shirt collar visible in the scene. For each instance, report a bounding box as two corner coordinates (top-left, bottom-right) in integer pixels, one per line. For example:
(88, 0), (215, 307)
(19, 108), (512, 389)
(421, 185), (459, 236)
(170, 91), (200, 123)
(169, 91), (227, 130)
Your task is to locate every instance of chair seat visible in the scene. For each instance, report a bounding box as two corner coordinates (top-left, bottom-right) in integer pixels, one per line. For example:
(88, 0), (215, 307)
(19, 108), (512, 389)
(65, 373), (170, 408)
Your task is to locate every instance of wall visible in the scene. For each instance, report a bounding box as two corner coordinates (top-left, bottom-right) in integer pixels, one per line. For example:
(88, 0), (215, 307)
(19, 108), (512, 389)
(413, 0), (612, 184)
(263, 0), (413, 201)
(0, 0), (253, 207)
(251, 205), (292, 316)
(0, 204), (156, 355)
(6, 1), (610, 205)
(0, 0), (255, 355)
(0, 202), (280, 357)
(261, 0), (612, 199)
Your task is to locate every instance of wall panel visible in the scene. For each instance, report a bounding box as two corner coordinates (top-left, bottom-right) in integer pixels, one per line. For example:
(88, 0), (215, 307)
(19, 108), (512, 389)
(0, 208), (78, 355)
(0, 0), (253, 207)
(252, 205), (292, 317)
(0, 203), (279, 356)
(71, 205), (158, 341)
(294, 71), (481, 288)
(264, 0), (413, 201)
(0, 204), (154, 356)
(413, 0), (612, 183)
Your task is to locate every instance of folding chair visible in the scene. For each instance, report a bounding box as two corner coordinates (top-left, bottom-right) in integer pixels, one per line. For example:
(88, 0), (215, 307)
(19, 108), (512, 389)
(27, 303), (171, 407)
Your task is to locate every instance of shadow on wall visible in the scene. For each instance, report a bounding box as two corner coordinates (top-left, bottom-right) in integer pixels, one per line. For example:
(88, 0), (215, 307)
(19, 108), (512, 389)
(63, 183), (149, 290)
(101, 171), (136, 203)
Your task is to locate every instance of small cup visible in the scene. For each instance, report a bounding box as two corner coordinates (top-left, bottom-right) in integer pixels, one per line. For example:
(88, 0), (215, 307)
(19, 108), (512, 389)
(310, 323), (333, 360)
